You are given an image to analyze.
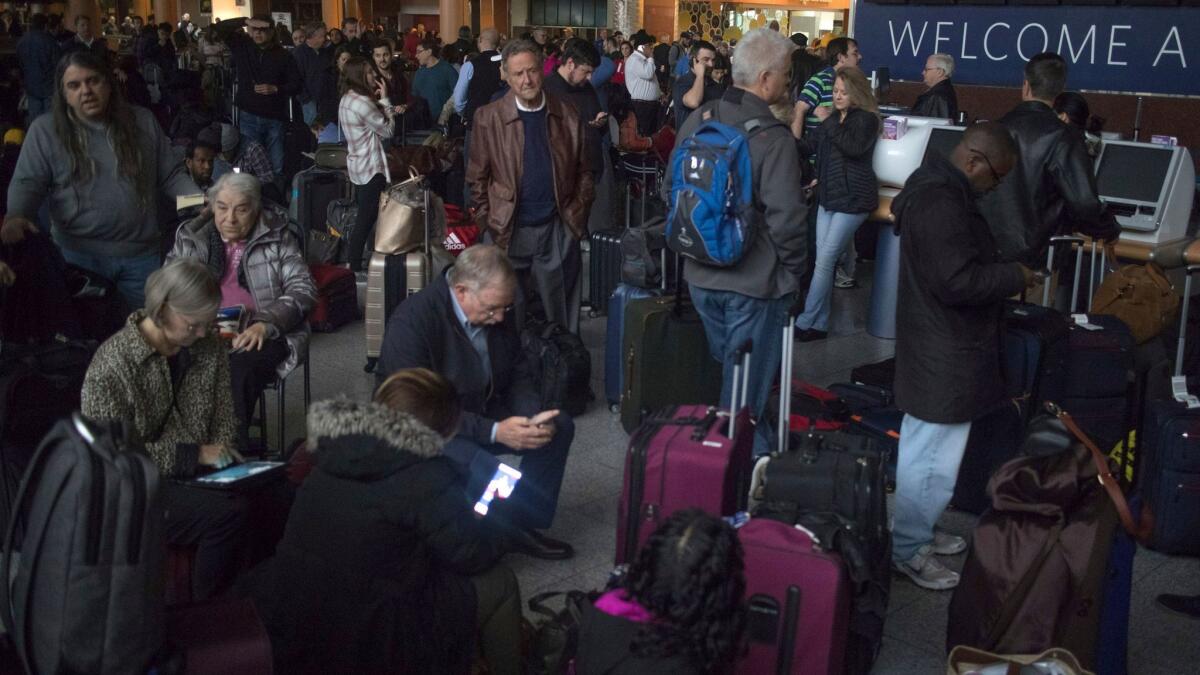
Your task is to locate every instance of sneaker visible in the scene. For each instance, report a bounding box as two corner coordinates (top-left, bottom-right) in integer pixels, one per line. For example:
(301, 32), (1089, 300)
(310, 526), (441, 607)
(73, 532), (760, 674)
(894, 545), (960, 590)
(932, 532), (967, 556)
(834, 267), (857, 289)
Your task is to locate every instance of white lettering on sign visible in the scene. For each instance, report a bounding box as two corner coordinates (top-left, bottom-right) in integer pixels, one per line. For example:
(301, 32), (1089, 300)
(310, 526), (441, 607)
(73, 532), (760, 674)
(934, 21), (954, 54)
(889, 20), (929, 57)
(984, 22), (1010, 61)
(1058, 24), (1096, 65)
(1108, 25), (1131, 66)
(961, 23), (977, 60)
(1017, 23), (1050, 61)
(1154, 26), (1187, 68)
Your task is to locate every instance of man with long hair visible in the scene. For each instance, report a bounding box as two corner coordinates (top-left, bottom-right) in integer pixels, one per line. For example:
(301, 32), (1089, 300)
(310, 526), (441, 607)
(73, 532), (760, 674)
(466, 39), (595, 334)
(2, 51), (198, 310)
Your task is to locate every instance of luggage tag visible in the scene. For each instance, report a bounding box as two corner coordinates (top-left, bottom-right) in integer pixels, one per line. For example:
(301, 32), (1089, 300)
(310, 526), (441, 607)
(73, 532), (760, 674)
(1070, 313), (1104, 331)
(1171, 376), (1200, 409)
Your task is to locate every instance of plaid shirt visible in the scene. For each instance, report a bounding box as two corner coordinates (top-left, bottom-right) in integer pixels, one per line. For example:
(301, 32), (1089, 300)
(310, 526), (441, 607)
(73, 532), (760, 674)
(339, 90), (395, 185)
(233, 139), (277, 185)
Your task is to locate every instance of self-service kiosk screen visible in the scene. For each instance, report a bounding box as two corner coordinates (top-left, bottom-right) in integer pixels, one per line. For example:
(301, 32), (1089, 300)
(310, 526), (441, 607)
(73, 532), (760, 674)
(1096, 144), (1173, 204)
(923, 127), (964, 163)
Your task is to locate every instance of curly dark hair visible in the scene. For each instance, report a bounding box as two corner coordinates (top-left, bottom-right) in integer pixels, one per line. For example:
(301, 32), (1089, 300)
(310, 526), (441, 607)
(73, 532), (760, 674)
(621, 509), (746, 673)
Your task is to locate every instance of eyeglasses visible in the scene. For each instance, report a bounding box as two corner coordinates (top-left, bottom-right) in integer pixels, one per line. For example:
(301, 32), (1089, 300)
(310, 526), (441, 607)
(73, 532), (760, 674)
(968, 147), (1002, 185)
(472, 289), (513, 319)
(922, 66), (944, 73)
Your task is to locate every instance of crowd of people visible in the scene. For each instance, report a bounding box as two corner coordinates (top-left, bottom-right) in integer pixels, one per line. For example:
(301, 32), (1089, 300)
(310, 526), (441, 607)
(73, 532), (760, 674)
(1, 7), (1193, 674)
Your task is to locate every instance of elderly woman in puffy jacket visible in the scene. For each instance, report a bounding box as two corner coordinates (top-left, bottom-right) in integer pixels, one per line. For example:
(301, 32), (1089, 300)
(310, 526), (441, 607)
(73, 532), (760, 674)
(168, 171), (316, 451)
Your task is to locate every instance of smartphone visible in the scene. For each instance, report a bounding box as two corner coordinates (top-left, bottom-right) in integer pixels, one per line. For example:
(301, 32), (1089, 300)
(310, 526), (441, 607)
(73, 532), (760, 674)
(473, 463), (522, 516)
(530, 410), (559, 426)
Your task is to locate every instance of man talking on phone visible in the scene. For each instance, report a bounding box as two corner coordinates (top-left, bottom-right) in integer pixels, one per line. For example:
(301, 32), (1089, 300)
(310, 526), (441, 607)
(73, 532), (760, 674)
(376, 245), (575, 560)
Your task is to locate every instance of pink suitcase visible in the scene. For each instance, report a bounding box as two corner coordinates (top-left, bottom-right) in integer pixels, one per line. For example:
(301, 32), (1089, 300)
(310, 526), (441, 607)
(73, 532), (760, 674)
(735, 517), (851, 675)
(615, 345), (754, 564)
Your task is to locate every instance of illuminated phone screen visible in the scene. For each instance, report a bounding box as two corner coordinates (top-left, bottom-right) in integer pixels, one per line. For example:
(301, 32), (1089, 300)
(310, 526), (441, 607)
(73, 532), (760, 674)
(473, 463), (522, 516)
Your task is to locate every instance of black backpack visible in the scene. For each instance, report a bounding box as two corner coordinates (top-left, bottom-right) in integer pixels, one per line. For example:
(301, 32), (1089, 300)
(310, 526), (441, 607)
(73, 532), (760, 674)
(0, 415), (166, 675)
(521, 321), (592, 417)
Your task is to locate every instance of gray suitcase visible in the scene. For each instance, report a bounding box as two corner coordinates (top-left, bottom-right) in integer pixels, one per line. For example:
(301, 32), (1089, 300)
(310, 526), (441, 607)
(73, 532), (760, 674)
(365, 181), (433, 373)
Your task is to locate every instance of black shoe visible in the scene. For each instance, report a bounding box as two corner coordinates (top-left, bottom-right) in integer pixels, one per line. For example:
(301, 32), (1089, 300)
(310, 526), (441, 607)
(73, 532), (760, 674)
(796, 328), (828, 342)
(1157, 593), (1200, 619)
(510, 528), (575, 560)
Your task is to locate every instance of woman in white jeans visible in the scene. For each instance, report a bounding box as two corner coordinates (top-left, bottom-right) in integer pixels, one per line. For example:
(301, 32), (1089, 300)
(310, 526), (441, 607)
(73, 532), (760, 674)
(794, 67), (881, 341)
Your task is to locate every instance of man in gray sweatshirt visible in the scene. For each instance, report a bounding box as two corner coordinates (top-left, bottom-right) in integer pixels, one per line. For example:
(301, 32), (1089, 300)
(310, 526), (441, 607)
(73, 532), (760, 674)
(2, 51), (197, 310)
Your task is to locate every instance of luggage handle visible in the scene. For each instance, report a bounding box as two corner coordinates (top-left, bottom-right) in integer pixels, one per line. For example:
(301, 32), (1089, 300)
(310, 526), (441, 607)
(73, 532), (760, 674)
(777, 297), (807, 455)
(1043, 235), (1086, 310)
(1171, 264), (1200, 405)
(729, 339), (753, 440)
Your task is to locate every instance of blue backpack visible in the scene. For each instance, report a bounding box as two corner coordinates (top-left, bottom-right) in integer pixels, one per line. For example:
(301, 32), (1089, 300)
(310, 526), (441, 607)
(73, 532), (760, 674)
(665, 115), (777, 267)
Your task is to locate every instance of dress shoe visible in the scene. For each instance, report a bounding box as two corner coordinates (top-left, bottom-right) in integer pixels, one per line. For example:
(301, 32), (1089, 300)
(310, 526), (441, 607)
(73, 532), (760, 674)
(796, 328), (828, 342)
(1157, 593), (1200, 619)
(510, 528), (574, 560)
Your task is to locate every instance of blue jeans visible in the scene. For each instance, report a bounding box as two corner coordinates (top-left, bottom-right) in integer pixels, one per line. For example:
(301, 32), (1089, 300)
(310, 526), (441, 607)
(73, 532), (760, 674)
(59, 248), (160, 311)
(442, 415), (574, 531)
(891, 413), (973, 562)
(238, 110), (285, 176)
(690, 284), (794, 457)
(796, 207), (869, 332)
(301, 100), (317, 127)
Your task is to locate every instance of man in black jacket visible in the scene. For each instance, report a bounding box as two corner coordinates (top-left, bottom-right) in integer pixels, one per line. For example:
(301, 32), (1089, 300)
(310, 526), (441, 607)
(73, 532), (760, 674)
(980, 52), (1119, 266)
(214, 15), (301, 177)
(292, 21), (337, 126)
(891, 123), (1036, 591)
(544, 38), (605, 178)
(911, 53), (958, 121)
(376, 245), (575, 560)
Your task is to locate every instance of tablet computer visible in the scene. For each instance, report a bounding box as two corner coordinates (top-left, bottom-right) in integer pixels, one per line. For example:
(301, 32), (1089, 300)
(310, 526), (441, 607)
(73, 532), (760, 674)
(184, 461), (286, 490)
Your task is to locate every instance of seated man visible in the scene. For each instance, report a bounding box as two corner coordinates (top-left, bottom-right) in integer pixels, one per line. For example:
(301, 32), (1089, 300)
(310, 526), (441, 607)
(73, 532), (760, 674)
(205, 123), (282, 204)
(184, 138), (218, 192)
(377, 244), (574, 560)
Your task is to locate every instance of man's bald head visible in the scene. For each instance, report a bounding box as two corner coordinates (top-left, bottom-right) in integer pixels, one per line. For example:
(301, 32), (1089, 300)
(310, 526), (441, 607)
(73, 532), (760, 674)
(953, 122), (1018, 194)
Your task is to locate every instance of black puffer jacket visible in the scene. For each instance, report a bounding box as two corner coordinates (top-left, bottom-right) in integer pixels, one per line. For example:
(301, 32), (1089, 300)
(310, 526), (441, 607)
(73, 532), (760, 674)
(979, 100), (1119, 265)
(893, 152), (1027, 424)
(812, 107), (880, 214)
(251, 398), (506, 674)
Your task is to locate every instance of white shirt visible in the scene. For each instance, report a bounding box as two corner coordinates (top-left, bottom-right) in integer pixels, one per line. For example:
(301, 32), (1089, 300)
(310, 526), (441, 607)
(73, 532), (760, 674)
(624, 49), (660, 102)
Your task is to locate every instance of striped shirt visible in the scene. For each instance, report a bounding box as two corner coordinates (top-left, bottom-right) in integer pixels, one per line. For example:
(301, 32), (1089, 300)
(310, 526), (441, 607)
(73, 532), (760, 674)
(339, 90), (395, 186)
(799, 67), (836, 139)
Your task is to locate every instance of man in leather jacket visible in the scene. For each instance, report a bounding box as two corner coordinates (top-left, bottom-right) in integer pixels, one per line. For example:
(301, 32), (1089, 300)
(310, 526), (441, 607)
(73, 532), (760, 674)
(980, 52), (1119, 266)
(911, 53), (958, 121)
(467, 39), (595, 334)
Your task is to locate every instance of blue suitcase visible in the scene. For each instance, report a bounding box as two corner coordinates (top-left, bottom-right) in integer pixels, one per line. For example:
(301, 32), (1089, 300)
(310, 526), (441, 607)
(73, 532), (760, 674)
(605, 284), (661, 410)
(1095, 521), (1136, 675)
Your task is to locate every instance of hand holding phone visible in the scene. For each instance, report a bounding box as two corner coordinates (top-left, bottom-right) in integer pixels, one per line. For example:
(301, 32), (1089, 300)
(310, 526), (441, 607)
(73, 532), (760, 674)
(474, 463), (522, 516)
(530, 410), (560, 427)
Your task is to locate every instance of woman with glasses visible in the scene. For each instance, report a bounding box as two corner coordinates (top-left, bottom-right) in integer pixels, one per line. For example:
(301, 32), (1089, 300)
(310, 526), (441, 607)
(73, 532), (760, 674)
(167, 172), (316, 453)
(794, 66), (881, 342)
(81, 258), (249, 601)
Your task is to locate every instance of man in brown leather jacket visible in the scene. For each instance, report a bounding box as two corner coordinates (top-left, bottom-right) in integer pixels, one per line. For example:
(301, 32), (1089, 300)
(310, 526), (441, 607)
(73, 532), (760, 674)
(466, 38), (595, 333)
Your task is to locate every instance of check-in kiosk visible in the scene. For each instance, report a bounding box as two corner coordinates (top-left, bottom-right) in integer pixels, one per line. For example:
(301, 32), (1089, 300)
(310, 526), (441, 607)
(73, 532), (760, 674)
(866, 119), (958, 339)
(1096, 141), (1195, 249)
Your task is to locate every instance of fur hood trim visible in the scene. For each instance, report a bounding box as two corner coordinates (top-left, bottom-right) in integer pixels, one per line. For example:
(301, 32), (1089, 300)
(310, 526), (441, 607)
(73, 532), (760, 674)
(307, 398), (445, 459)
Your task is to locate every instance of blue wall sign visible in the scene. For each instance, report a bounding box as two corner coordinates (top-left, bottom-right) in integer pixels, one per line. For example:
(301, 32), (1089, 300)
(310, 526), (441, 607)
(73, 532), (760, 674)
(852, 3), (1199, 97)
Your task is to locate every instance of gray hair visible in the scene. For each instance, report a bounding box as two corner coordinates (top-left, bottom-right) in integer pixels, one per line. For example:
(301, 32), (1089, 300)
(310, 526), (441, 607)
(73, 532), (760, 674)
(303, 21), (326, 39)
(479, 28), (499, 49)
(502, 38), (543, 68)
(208, 171), (262, 215)
(447, 244), (516, 292)
(144, 258), (221, 322)
(928, 53), (955, 78)
(731, 28), (794, 88)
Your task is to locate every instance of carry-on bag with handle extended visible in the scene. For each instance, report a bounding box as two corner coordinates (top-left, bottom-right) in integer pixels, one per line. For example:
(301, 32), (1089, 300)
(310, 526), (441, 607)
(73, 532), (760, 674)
(735, 516), (852, 675)
(615, 343), (754, 564)
(745, 305), (891, 675)
(1138, 263), (1200, 556)
(619, 262), (722, 432)
(588, 228), (623, 315)
(290, 166), (349, 234)
(365, 177), (434, 373)
(0, 414), (165, 675)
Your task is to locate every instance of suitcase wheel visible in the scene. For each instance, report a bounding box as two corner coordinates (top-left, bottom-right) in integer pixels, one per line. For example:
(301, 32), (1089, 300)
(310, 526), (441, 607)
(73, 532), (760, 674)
(364, 357), (377, 374)
(610, 403), (620, 414)
(589, 308), (605, 319)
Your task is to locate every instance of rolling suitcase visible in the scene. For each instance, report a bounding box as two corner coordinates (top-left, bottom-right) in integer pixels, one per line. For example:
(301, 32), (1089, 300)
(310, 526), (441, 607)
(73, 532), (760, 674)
(289, 166), (348, 233)
(605, 284), (661, 411)
(735, 517), (851, 675)
(588, 228), (623, 315)
(365, 182), (432, 373)
(166, 597), (274, 674)
(307, 264), (358, 333)
(618, 287), (722, 433)
(615, 345), (753, 564)
(1139, 264), (1200, 556)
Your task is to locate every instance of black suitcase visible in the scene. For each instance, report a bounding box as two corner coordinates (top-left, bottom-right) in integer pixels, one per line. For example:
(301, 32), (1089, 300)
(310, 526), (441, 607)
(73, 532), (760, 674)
(950, 400), (1026, 514)
(849, 358), (895, 393)
(588, 228), (623, 315)
(289, 167), (349, 233)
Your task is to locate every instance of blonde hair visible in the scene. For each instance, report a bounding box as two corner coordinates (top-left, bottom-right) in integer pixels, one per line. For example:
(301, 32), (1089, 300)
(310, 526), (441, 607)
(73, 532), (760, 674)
(836, 67), (878, 115)
(144, 258), (221, 323)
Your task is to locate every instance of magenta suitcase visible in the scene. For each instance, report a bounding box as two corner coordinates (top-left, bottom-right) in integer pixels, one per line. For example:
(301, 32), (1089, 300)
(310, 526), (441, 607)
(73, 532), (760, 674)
(615, 346), (754, 564)
(736, 518), (851, 675)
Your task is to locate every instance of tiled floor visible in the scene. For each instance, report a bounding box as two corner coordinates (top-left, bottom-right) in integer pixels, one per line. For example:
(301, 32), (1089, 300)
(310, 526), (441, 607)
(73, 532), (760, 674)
(274, 265), (1200, 674)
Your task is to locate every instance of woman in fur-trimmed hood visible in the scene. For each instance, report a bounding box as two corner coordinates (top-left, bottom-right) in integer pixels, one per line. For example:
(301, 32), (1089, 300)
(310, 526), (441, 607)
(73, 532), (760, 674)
(251, 370), (521, 674)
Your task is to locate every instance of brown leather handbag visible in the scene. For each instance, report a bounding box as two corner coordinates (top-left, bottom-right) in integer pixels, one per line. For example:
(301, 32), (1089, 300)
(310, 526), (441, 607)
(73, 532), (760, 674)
(1090, 246), (1180, 344)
